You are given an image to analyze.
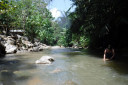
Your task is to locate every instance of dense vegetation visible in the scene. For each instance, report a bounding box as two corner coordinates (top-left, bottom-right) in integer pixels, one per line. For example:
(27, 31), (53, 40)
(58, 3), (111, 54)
(1, 0), (128, 51)
(0, 0), (63, 45)
(67, 0), (128, 50)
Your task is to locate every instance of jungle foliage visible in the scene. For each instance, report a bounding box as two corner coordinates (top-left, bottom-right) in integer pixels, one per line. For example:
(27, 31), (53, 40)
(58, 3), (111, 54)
(0, 0), (63, 45)
(67, 0), (128, 49)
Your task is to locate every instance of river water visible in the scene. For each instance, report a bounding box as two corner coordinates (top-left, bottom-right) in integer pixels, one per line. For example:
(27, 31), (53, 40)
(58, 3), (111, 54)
(0, 48), (128, 85)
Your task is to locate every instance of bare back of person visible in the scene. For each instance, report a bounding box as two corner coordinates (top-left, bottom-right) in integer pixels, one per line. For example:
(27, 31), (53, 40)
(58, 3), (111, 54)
(103, 45), (115, 61)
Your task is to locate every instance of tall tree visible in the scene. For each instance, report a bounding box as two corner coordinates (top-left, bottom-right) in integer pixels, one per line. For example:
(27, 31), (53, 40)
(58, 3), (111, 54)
(69, 0), (128, 49)
(0, 0), (13, 35)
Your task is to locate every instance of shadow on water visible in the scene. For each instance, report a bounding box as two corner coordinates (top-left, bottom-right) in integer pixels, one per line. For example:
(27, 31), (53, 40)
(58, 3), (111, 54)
(0, 55), (36, 85)
(62, 51), (84, 57)
(50, 48), (85, 57)
(107, 56), (128, 75)
(80, 48), (104, 58)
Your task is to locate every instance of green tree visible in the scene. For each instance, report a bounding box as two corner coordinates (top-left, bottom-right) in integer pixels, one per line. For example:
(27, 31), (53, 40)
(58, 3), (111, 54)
(0, 0), (13, 35)
(69, 0), (128, 49)
(8, 0), (55, 44)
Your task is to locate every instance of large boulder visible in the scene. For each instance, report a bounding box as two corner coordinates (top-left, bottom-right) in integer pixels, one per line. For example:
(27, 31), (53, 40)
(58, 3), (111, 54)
(0, 42), (6, 57)
(6, 38), (15, 45)
(5, 43), (17, 54)
(38, 45), (44, 51)
(32, 47), (40, 52)
(35, 56), (54, 64)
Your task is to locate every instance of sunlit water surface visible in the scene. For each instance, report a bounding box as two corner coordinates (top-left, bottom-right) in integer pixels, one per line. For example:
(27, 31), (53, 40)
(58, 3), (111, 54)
(0, 48), (128, 85)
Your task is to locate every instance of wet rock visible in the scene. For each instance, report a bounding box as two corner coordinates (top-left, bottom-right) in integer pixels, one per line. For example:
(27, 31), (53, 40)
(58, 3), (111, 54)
(35, 56), (54, 64)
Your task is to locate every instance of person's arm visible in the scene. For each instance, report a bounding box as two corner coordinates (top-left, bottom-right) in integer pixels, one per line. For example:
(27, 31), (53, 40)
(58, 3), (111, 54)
(103, 49), (106, 61)
(110, 49), (115, 60)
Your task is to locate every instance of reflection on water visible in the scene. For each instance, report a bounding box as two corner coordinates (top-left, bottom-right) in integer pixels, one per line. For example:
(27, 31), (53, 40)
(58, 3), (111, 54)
(0, 48), (128, 85)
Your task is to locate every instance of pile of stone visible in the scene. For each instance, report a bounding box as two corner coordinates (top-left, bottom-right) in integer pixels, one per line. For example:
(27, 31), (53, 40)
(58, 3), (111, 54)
(0, 34), (50, 55)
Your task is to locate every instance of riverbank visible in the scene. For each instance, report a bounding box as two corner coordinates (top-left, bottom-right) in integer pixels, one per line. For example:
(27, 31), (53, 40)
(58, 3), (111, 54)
(0, 34), (54, 57)
(1, 34), (128, 61)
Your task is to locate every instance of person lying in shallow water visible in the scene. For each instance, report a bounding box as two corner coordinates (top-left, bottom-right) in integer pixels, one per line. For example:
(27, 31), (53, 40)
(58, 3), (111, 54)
(103, 45), (115, 61)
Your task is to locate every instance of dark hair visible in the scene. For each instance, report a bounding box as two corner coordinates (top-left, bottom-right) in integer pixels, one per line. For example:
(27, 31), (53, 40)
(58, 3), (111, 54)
(107, 44), (112, 50)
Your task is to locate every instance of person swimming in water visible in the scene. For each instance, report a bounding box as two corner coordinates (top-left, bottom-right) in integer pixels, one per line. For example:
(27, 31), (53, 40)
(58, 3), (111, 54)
(103, 45), (115, 61)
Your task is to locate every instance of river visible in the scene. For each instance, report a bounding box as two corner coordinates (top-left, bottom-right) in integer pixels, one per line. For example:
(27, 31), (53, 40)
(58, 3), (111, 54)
(0, 48), (128, 85)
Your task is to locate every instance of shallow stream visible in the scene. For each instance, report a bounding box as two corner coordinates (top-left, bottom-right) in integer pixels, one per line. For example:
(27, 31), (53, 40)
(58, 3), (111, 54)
(0, 48), (128, 85)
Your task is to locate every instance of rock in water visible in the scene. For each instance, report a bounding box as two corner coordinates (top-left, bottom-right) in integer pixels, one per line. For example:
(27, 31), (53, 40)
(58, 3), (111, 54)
(35, 56), (54, 64)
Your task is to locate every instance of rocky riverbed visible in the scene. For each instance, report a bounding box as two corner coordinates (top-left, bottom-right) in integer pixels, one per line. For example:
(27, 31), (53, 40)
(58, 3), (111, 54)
(0, 34), (51, 57)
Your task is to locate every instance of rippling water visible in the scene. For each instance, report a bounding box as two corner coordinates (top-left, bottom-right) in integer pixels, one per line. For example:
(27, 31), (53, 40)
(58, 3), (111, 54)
(0, 48), (128, 85)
